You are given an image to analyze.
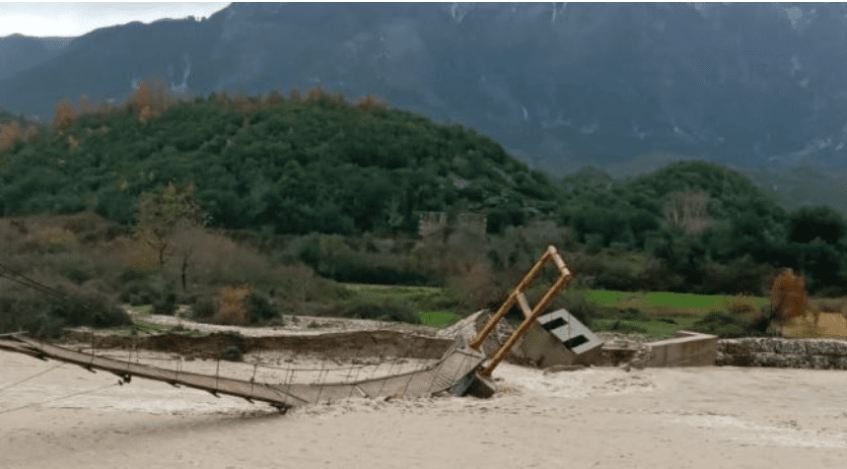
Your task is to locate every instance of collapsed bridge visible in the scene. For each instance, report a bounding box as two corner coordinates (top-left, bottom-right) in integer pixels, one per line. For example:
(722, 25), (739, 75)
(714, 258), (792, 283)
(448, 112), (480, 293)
(0, 245), (582, 411)
(0, 333), (485, 410)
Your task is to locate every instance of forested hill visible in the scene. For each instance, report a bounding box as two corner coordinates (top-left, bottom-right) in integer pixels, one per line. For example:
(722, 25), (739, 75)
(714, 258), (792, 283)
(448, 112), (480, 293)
(0, 90), (556, 234)
(1, 90), (847, 294)
(558, 161), (847, 294)
(560, 161), (786, 251)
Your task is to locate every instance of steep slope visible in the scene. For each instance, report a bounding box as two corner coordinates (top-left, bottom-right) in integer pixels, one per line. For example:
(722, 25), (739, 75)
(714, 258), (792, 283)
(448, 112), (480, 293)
(3, 3), (847, 173)
(0, 34), (70, 80)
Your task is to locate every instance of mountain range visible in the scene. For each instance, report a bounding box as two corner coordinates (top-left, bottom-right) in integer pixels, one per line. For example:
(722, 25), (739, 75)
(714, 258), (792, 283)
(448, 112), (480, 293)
(3, 2), (847, 180)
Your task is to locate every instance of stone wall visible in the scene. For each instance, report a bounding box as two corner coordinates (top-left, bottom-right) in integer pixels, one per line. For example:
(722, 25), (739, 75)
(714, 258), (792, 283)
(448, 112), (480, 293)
(718, 337), (847, 369)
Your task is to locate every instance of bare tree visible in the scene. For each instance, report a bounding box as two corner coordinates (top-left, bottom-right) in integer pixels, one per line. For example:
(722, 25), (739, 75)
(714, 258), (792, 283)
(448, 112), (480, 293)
(664, 190), (712, 235)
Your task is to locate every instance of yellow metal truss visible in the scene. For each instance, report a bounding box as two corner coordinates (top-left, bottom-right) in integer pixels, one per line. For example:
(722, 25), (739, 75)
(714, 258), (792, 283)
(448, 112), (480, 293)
(470, 245), (573, 376)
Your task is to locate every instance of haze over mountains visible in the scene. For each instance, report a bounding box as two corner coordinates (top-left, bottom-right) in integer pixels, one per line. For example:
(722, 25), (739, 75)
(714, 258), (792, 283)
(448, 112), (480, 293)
(2, 2), (847, 179)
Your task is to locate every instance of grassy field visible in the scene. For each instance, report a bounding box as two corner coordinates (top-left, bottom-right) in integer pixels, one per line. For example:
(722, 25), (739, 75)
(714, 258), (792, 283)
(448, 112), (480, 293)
(784, 312), (847, 338)
(124, 283), (847, 339)
(342, 283), (769, 334)
(591, 314), (703, 338)
(342, 283), (444, 304)
(584, 289), (767, 315)
(341, 283), (461, 327)
(131, 283), (775, 337)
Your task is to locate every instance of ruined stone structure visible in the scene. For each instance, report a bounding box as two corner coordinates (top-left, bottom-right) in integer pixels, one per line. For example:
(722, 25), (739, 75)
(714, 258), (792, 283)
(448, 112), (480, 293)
(418, 211), (448, 238)
(417, 211), (487, 239)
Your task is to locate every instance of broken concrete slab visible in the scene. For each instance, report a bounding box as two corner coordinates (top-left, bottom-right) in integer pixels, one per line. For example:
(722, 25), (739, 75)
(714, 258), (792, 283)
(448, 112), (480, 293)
(645, 331), (718, 367)
(513, 320), (577, 367)
(536, 308), (604, 365)
(440, 308), (605, 369)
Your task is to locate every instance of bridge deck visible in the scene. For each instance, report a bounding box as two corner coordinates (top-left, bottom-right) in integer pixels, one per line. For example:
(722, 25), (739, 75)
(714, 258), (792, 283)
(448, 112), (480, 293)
(0, 335), (484, 410)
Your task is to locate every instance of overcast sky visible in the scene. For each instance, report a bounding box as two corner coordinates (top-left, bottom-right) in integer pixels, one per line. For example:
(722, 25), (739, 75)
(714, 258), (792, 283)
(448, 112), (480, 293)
(0, 2), (229, 37)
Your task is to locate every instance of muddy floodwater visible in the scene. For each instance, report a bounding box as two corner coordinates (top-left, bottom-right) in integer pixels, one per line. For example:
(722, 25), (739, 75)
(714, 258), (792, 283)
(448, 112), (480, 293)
(3, 350), (847, 469)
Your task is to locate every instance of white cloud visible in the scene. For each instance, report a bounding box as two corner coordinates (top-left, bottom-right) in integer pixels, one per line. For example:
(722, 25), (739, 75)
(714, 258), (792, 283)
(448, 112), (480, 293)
(0, 2), (229, 37)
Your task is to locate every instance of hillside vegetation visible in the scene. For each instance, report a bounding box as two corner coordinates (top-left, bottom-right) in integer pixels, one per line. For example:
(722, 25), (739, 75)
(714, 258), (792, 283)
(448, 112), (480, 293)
(0, 90), (555, 235)
(565, 163), (847, 295)
(1, 88), (846, 305)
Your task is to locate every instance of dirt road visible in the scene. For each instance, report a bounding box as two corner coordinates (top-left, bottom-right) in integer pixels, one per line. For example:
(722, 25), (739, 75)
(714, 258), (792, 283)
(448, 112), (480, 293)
(2, 351), (847, 468)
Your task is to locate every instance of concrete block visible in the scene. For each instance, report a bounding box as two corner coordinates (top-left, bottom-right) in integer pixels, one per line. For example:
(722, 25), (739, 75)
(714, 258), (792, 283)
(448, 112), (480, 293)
(515, 321), (577, 367)
(534, 308), (604, 365)
(646, 331), (718, 367)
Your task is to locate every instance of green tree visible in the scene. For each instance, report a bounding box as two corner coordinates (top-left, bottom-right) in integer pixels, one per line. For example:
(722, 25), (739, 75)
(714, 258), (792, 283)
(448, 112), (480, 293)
(788, 206), (846, 244)
(136, 183), (206, 286)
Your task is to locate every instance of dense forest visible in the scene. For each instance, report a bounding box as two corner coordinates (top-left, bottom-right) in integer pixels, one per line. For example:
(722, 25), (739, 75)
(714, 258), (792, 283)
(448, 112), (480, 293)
(1, 87), (846, 299)
(0, 88), (554, 235)
(558, 163), (847, 295)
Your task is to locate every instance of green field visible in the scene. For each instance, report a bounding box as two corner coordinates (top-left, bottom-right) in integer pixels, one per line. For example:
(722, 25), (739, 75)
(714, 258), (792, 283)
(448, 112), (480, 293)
(342, 283), (462, 326)
(579, 289), (769, 338)
(129, 283), (770, 336)
(584, 289), (767, 315)
(341, 283), (773, 334)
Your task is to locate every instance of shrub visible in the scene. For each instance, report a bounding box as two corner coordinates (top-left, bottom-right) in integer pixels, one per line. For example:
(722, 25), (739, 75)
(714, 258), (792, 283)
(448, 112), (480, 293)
(554, 289), (600, 327)
(331, 297), (420, 324)
(118, 275), (178, 314)
(53, 290), (130, 330)
(119, 276), (162, 305)
(444, 260), (505, 311)
(770, 268), (808, 333)
(22, 225), (78, 253)
(246, 291), (278, 323)
(214, 285), (251, 325)
(0, 286), (130, 338)
(606, 320), (647, 334)
(56, 253), (96, 285)
(152, 291), (177, 315)
(190, 296), (217, 320)
(190, 288), (280, 325)
(220, 345), (243, 362)
(692, 311), (751, 338)
(611, 308), (649, 322)
(593, 262), (643, 291)
(727, 295), (758, 316)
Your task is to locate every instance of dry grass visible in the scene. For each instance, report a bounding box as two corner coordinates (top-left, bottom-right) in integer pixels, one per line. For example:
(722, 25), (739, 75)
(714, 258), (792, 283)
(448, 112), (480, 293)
(784, 312), (847, 338)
